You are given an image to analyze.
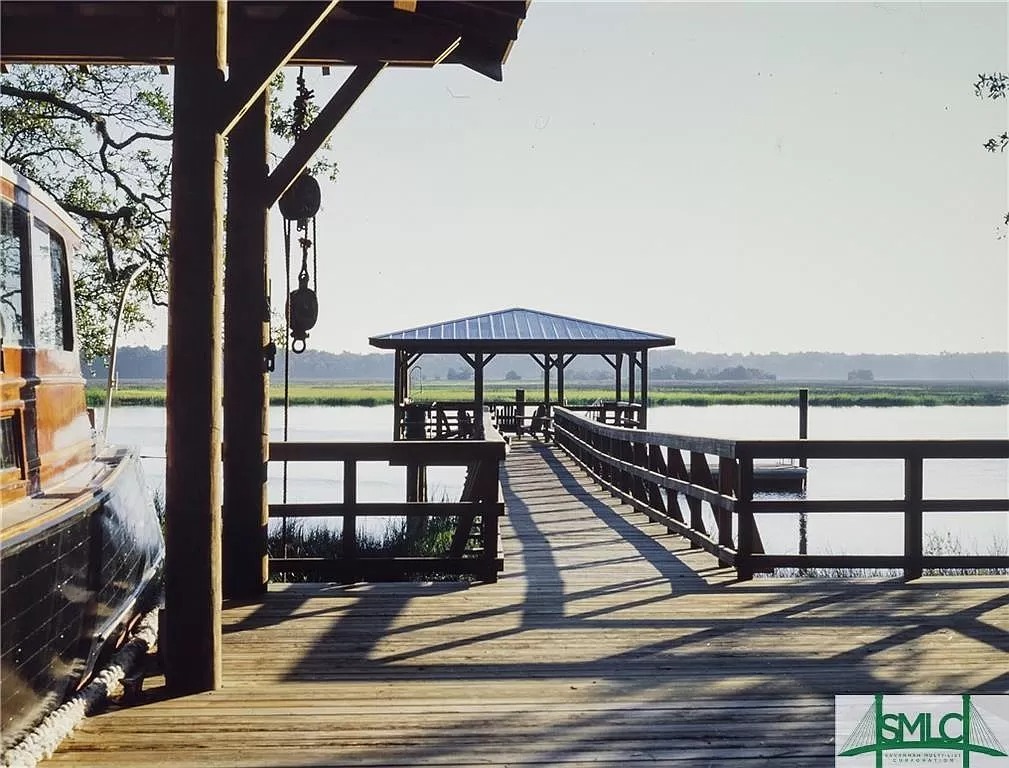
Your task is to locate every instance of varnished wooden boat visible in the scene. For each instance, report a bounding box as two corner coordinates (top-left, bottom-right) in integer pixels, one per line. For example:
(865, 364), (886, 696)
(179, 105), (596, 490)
(0, 162), (165, 750)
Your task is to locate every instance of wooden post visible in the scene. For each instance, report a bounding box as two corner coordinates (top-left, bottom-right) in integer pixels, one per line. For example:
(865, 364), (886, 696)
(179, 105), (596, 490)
(342, 459), (357, 570)
(557, 355), (565, 405)
(164, 0), (226, 694)
(798, 387), (809, 469)
(628, 351), (636, 406)
(474, 352), (485, 438)
(543, 354), (551, 408)
(687, 452), (709, 547)
(614, 353), (622, 403)
(222, 79), (269, 601)
(515, 388), (525, 437)
(736, 458), (755, 581)
(717, 457), (735, 552)
(904, 452), (923, 580)
(393, 349), (403, 440)
(640, 349), (649, 429)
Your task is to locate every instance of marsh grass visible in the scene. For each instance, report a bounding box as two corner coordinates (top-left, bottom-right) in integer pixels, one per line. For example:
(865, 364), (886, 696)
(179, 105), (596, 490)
(88, 381), (1009, 408)
(266, 515), (464, 583)
(768, 531), (1009, 578)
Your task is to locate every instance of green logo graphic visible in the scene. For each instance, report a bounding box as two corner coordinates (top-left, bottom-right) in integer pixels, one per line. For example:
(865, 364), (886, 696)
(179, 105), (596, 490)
(837, 695), (1008, 768)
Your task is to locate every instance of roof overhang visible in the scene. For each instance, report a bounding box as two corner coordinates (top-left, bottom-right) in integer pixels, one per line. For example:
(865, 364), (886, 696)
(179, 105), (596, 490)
(0, 1), (528, 82)
(370, 308), (676, 355)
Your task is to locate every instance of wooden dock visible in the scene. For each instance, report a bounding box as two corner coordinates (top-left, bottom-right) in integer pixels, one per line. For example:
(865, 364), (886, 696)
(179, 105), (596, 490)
(47, 440), (1008, 767)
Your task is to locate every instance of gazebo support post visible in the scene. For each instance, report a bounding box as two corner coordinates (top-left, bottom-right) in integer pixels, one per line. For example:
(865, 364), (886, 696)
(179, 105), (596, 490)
(543, 354), (552, 409)
(615, 352), (623, 404)
(393, 349), (404, 439)
(640, 349), (649, 429)
(222, 80), (269, 601)
(164, 0), (226, 695)
(628, 351), (636, 406)
(474, 352), (485, 438)
(557, 354), (566, 405)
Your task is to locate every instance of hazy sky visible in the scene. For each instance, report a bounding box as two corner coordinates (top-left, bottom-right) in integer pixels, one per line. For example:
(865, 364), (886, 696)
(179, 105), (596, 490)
(136, 1), (1009, 355)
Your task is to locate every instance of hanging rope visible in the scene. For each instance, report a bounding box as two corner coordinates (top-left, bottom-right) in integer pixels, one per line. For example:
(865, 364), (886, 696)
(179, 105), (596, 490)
(278, 68), (324, 556)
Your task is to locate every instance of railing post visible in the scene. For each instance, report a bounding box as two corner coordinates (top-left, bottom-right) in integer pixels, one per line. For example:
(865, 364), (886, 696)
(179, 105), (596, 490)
(343, 459), (357, 565)
(687, 452), (708, 547)
(481, 460), (500, 583)
(717, 457), (735, 551)
(904, 452), (923, 580)
(736, 457), (754, 580)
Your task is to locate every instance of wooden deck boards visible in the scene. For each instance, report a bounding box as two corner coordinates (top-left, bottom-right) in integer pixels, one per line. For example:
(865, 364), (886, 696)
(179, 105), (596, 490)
(47, 439), (1008, 766)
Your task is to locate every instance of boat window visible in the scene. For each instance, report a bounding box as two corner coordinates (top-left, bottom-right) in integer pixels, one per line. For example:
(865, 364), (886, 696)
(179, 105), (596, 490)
(31, 220), (72, 350)
(0, 412), (23, 474)
(0, 201), (25, 345)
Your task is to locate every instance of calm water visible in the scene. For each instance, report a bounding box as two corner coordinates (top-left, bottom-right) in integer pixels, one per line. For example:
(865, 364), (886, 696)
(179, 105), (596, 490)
(99, 404), (1008, 556)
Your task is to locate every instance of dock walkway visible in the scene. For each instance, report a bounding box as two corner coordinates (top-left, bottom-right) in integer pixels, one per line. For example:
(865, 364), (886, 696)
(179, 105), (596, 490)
(49, 439), (1008, 766)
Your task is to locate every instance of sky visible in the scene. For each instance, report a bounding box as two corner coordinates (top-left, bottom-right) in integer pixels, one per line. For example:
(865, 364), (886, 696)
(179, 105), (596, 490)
(133, 1), (1009, 355)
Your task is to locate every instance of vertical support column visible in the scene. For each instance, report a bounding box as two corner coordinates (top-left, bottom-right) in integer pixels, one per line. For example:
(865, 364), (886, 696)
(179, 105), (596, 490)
(474, 352), (485, 437)
(165, 0), (226, 694)
(543, 354), (551, 408)
(393, 349), (403, 440)
(515, 388), (525, 436)
(640, 349), (649, 429)
(798, 387), (809, 469)
(628, 351), (636, 405)
(557, 355), (565, 405)
(904, 452), (923, 580)
(223, 80), (269, 600)
(614, 353), (622, 404)
(343, 459), (358, 570)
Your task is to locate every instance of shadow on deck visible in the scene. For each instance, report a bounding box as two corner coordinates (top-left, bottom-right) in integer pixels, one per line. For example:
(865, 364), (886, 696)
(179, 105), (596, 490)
(48, 439), (1008, 767)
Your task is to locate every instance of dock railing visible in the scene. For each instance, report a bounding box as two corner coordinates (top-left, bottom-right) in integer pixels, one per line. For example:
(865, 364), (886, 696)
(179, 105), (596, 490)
(268, 436), (506, 582)
(552, 407), (1009, 580)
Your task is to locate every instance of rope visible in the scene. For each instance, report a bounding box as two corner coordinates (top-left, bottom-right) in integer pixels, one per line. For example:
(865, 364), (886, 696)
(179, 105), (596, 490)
(282, 218), (292, 558)
(1, 610), (159, 768)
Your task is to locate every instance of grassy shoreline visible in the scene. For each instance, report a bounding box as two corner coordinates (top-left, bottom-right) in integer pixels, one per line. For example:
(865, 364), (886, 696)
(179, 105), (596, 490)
(87, 381), (1009, 408)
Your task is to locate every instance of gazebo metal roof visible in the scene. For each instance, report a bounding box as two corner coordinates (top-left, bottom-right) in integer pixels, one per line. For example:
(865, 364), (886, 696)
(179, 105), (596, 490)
(370, 308), (676, 353)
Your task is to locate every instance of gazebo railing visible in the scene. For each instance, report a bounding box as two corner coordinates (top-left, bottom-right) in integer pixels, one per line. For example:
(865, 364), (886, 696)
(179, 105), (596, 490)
(268, 437), (507, 582)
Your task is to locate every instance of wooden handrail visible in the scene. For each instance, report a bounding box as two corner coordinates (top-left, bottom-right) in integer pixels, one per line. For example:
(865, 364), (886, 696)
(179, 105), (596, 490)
(269, 437), (506, 582)
(551, 407), (1009, 581)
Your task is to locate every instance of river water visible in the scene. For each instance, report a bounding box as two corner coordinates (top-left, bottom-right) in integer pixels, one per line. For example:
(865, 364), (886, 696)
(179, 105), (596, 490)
(100, 404), (1008, 558)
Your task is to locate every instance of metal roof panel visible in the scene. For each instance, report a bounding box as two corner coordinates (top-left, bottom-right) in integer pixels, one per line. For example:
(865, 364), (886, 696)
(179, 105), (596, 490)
(370, 307), (676, 350)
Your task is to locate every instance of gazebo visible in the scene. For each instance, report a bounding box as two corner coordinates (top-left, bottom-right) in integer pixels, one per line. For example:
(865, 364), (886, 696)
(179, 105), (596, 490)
(370, 307), (676, 434)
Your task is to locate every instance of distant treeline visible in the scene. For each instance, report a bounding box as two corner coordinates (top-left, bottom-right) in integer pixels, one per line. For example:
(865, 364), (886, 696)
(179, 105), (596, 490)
(86, 346), (1009, 383)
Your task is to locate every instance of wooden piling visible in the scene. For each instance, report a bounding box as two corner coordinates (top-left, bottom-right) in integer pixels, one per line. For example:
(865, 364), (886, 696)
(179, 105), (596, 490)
(222, 83), (269, 600)
(164, 0), (226, 694)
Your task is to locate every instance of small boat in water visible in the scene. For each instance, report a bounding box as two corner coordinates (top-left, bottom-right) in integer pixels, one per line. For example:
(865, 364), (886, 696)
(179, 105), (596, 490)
(0, 162), (165, 750)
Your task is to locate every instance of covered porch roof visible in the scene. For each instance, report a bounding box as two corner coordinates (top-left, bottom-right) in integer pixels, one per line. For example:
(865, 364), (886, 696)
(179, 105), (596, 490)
(0, 1), (528, 81)
(370, 307), (676, 354)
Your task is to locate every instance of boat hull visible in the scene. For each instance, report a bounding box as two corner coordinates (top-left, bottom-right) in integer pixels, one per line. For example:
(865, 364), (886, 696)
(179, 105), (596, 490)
(0, 448), (164, 750)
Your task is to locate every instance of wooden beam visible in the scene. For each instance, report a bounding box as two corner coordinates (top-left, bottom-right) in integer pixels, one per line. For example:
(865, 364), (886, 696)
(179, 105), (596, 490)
(265, 62), (384, 207)
(222, 76), (270, 600)
(220, 1), (339, 138)
(0, 10), (470, 68)
(164, 0), (226, 695)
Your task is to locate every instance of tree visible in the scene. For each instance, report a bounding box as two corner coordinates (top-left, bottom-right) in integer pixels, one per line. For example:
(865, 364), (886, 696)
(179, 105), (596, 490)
(2, 65), (173, 359)
(975, 72), (1008, 231)
(504, 369), (521, 381)
(1, 65), (336, 360)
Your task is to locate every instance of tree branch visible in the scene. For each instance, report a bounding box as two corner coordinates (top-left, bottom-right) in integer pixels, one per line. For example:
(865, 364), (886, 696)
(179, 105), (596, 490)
(0, 84), (174, 146)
